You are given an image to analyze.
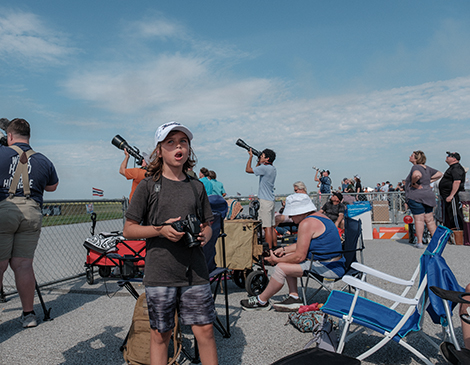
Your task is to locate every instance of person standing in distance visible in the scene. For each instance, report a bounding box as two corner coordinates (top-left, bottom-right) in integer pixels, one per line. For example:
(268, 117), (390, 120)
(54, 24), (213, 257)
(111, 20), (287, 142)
(208, 170), (226, 197)
(198, 167), (213, 196)
(246, 147), (277, 249)
(314, 169), (332, 194)
(0, 118), (59, 327)
(439, 152), (466, 231)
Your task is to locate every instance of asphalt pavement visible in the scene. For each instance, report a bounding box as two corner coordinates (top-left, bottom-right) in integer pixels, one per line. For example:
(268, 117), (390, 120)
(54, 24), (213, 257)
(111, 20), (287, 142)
(0, 237), (468, 365)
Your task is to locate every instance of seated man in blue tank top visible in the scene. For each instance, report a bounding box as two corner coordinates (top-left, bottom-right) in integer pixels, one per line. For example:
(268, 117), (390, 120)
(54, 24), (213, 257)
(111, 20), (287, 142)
(240, 193), (345, 311)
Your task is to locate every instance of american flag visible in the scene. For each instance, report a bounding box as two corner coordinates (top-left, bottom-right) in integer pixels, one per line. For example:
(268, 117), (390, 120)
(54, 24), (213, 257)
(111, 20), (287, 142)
(92, 187), (104, 197)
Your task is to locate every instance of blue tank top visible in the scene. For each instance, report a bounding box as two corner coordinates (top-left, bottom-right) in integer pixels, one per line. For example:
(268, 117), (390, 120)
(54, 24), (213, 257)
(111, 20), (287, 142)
(306, 215), (342, 261)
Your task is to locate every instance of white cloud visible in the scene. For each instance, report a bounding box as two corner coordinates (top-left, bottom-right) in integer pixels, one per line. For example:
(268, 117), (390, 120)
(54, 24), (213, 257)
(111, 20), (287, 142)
(128, 16), (187, 40)
(0, 9), (76, 65)
(44, 12), (470, 197)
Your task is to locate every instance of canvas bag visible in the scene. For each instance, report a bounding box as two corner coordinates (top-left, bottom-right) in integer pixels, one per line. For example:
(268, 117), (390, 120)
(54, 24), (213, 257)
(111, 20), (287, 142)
(123, 293), (182, 365)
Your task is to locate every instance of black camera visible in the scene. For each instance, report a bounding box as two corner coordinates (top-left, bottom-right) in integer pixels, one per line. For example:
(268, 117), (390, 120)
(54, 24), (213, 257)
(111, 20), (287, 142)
(312, 166), (328, 175)
(0, 118), (9, 146)
(236, 139), (261, 158)
(111, 135), (144, 165)
(171, 214), (202, 248)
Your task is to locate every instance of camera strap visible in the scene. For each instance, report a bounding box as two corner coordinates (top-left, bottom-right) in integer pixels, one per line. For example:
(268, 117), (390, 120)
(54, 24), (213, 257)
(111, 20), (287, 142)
(8, 145), (36, 199)
(186, 173), (204, 222)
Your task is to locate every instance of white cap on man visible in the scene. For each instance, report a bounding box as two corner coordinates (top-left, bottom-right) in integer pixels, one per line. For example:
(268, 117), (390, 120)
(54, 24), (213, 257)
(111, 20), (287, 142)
(283, 193), (317, 217)
(155, 121), (193, 146)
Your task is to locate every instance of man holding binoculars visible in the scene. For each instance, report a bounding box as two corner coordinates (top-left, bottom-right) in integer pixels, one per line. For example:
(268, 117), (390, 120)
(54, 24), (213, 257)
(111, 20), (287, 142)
(245, 147), (277, 249)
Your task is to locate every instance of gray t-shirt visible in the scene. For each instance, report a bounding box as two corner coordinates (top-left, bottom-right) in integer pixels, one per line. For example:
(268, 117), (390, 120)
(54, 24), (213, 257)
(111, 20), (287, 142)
(405, 164), (439, 207)
(125, 175), (213, 287)
(254, 163), (276, 201)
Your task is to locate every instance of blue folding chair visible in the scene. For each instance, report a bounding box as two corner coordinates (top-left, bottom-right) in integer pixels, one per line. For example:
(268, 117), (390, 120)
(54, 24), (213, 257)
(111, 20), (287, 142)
(321, 225), (463, 365)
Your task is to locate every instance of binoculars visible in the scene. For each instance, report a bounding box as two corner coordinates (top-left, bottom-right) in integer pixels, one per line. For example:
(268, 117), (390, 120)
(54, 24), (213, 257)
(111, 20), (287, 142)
(235, 139), (261, 158)
(111, 135), (144, 165)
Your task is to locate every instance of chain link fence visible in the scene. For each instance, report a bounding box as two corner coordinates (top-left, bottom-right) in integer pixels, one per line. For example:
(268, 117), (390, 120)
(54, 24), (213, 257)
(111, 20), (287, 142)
(235, 191), (409, 224)
(2, 199), (128, 295)
(2, 192), (411, 296)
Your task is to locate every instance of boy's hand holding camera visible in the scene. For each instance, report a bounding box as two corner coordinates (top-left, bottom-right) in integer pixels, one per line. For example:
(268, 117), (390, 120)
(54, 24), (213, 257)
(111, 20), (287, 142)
(155, 217), (212, 247)
(156, 217), (185, 242)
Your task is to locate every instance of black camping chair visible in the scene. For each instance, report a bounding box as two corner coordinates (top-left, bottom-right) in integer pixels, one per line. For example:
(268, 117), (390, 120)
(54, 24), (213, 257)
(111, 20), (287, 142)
(300, 216), (365, 305)
(430, 286), (470, 365)
(203, 195), (230, 338)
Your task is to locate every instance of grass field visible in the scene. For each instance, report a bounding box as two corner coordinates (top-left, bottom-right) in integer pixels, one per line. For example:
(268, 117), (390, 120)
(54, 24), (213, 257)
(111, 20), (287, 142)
(42, 201), (125, 227)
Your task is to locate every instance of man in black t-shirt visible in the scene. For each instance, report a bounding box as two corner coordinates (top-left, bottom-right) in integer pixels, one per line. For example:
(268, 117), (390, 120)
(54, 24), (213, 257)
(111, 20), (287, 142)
(439, 151), (466, 230)
(320, 191), (345, 228)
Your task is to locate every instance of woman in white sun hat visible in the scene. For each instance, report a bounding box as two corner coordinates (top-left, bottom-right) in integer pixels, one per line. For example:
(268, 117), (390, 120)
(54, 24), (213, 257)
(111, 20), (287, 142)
(240, 193), (346, 312)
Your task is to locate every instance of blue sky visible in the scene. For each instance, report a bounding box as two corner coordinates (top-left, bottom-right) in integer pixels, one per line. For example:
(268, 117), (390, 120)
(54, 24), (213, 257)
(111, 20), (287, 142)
(1, 1), (469, 199)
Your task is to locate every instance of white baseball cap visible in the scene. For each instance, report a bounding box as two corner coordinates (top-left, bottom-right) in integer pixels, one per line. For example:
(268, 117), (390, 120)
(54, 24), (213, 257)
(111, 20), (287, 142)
(154, 121), (193, 146)
(283, 193), (317, 217)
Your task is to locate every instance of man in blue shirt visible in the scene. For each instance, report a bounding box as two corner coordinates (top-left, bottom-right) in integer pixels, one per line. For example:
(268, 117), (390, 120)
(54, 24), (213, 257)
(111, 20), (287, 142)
(314, 169), (332, 194)
(246, 148), (277, 249)
(0, 118), (59, 328)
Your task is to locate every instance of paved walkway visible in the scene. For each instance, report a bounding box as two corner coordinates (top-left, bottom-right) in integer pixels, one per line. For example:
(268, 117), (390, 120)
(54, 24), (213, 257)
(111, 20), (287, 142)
(0, 238), (467, 364)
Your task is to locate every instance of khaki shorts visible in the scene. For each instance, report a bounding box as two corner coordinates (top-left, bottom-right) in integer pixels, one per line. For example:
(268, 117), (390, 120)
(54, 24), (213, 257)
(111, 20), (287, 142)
(259, 199), (275, 228)
(0, 197), (42, 261)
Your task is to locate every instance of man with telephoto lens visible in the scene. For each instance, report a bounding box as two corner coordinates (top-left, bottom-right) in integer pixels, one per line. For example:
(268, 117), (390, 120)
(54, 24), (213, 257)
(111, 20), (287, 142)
(119, 148), (148, 202)
(246, 147), (277, 249)
(0, 118), (59, 328)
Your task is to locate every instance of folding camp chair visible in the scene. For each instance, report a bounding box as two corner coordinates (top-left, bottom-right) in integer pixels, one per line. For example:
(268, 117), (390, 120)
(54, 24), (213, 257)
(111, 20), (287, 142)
(300, 216), (365, 305)
(430, 286), (470, 365)
(321, 225), (462, 365)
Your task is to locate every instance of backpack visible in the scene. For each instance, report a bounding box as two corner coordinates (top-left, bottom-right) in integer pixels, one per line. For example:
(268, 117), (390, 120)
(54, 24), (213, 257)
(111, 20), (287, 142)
(287, 310), (338, 352)
(287, 310), (324, 333)
(122, 293), (182, 365)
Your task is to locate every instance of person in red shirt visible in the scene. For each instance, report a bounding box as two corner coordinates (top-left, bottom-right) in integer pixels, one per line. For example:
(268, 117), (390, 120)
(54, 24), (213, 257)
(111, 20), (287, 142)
(119, 149), (148, 201)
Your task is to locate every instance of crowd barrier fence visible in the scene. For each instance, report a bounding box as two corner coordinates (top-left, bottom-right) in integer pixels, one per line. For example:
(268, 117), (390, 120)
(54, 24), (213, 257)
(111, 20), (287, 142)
(2, 192), (410, 296)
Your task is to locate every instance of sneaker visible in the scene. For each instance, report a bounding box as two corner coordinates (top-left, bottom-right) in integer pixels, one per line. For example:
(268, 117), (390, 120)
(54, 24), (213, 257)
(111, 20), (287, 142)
(414, 243), (425, 249)
(0, 287), (7, 303)
(20, 313), (37, 328)
(273, 295), (303, 312)
(240, 296), (271, 311)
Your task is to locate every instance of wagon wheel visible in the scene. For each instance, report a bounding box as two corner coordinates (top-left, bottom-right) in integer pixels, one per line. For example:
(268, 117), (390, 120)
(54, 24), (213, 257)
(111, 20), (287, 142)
(86, 267), (94, 285)
(232, 269), (252, 288)
(98, 266), (112, 278)
(245, 270), (269, 296)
